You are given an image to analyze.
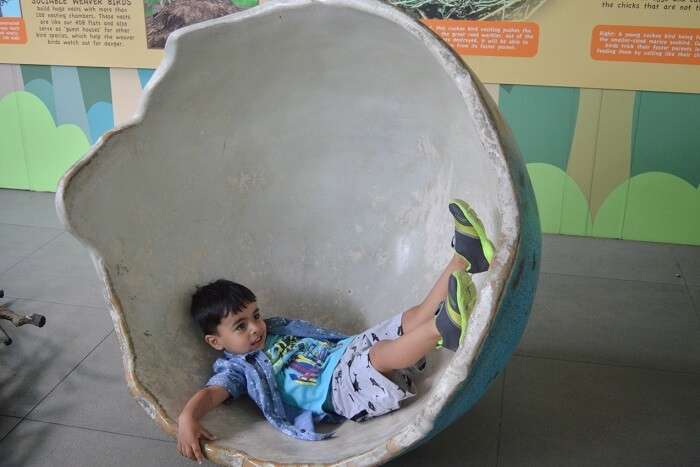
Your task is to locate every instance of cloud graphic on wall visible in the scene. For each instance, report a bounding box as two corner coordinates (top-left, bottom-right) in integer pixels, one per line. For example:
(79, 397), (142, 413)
(24, 78), (56, 121)
(87, 101), (114, 143)
(0, 91), (90, 191)
(137, 68), (155, 89)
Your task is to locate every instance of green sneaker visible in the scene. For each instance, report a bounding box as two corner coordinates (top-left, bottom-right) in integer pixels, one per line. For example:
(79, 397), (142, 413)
(434, 270), (476, 351)
(449, 199), (494, 273)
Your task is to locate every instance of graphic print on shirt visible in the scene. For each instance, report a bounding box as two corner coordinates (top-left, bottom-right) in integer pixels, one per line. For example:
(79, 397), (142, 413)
(265, 335), (335, 386)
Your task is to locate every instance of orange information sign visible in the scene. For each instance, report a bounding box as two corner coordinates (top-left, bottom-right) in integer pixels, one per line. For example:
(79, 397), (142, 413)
(0, 18), (27, 45)
(591, 25), (700, 65)
(423, 20), (539, 57)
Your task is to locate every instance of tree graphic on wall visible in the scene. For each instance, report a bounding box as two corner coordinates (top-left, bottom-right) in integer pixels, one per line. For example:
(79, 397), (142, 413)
(0, 0), (7, 17)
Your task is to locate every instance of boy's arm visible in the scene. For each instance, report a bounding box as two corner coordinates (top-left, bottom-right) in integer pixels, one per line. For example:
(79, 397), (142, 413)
(177, 386), (229, 463)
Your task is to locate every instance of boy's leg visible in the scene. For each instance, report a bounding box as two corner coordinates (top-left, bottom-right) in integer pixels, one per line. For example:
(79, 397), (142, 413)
(331, 262), (475, 420)
(371, 267), (477, 372)
(368, 318), (441, 374)
(401, 198), (492, 334)
(401, 254), (467, 334)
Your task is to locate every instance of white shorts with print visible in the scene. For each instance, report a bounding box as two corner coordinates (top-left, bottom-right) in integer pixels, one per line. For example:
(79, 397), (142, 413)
(330, 312), (425, 422)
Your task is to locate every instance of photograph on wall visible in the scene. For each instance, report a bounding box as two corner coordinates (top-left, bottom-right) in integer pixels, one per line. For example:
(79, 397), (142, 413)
(143, 0), (256, 49)
(0, 0), (26, 46)
(1, 0), (23, 17)
(389, 0), (546, 20)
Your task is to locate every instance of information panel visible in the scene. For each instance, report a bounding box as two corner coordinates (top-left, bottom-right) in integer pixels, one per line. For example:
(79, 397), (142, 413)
(416, 0), (700, 93)
(0, 0), (698, 93)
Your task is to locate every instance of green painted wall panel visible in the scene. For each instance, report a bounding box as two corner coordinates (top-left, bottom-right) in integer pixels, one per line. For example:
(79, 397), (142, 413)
(20, 64), (52, 86)
(631, 92), (700, 187)
(77, 67), (112, 111)
(51, 66), (90, 140)
(499, 85), (579, 170)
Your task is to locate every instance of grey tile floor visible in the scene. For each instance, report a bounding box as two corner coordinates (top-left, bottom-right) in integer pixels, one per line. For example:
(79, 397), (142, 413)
(1, 188), (699, 466)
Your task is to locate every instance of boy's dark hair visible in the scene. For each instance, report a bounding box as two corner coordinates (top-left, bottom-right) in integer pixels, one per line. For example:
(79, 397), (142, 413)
(190, 279), (256, 335)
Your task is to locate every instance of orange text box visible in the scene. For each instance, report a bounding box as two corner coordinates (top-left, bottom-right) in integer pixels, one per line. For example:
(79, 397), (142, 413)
(592, 25), (700, 65)
(422, 20), (539, 57)
(0, 18), (27, 45)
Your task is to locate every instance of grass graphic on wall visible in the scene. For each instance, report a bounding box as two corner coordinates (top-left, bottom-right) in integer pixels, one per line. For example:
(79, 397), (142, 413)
(528, 163), (700, 246)
(501, 84), (700, 246)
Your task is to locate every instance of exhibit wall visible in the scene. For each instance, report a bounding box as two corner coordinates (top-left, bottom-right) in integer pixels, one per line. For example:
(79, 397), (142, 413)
(1, 63), (698, 246)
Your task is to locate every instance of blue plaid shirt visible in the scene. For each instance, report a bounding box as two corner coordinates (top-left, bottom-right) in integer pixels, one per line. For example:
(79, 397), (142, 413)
(206, 317), (349, 441)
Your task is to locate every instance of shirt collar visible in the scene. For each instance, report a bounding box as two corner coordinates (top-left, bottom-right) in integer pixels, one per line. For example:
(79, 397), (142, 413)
(223, 348), (263, 360)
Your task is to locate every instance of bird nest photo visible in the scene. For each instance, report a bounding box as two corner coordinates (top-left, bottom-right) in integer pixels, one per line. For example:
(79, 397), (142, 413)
(388, 0), (548, 21)
(144, 0), (257, 49)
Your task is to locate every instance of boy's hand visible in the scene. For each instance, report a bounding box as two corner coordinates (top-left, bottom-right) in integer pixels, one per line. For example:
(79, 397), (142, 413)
(177, 415), (216, 464)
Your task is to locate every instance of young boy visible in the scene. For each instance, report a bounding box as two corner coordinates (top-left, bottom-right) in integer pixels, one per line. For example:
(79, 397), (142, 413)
(176, 199), (494, 463)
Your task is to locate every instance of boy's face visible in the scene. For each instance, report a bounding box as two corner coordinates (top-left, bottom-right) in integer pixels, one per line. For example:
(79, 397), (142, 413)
(204, 301), (266, 354)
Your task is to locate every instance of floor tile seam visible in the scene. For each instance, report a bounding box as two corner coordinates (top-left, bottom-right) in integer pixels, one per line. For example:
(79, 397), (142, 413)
(0, 408), (29, 443)
(14, 230), (70, 259)
(0, 417), (23, 444)
(512, 352), (700, 376)
(30, 229), (66, 254)
(8, 417), (174, 444)
(0, 414), (23, 443)
(0, 294), (108, 311)
(539, 270), (686, 287)
(22, 329), (115, 421)
(677, 259), (700, 320)
(494, 368), (506, 467)
(688, 289), (700, 320)
(672, 249), (700, 285)
(0, 266), (101, 282)
(19, 417), (173, 444)
(0, 221), (64, 231)
(0, 257), (28, 277)
(545, 234), (697, 250)
(0, 230), (65, 278)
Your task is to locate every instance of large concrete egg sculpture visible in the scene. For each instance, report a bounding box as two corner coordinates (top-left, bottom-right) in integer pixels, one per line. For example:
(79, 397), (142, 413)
(56, 0), (541, 464)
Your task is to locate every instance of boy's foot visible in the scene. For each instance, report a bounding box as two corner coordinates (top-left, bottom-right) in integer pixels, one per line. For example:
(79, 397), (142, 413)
(434, 270), (476, 351)
(449, 199), (494, 274)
